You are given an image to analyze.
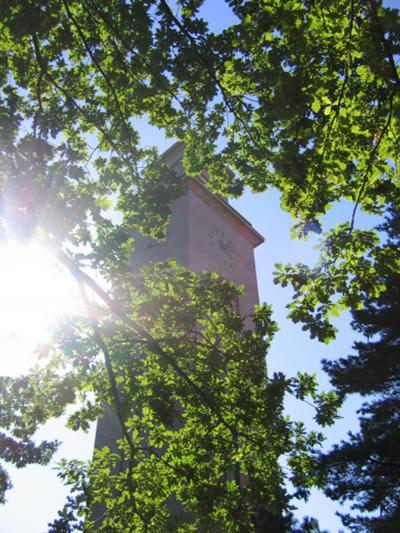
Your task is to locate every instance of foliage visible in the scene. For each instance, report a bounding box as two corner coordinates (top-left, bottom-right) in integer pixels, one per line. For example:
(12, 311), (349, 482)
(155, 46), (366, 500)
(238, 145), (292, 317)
(0, 260), (338, 531)
(0, 0), (399, 529)
(319, 205), (400, 531)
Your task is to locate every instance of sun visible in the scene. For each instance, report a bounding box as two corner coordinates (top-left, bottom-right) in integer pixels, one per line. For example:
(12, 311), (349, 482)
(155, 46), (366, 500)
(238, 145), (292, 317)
(0, 241), (79, 376)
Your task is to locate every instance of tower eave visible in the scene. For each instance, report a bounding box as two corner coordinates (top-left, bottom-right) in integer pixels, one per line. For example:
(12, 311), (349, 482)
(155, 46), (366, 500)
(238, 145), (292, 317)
(162, 142), (265, 248)
(187, 178), (265, 249)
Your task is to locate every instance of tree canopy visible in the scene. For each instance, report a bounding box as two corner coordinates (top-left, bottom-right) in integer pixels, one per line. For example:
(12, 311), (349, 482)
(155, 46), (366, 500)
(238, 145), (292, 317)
(0, 0), (399, 530)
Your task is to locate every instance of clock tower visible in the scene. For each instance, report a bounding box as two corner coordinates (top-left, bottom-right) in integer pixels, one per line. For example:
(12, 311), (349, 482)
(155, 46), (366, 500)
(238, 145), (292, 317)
(94, 140), (264, 466)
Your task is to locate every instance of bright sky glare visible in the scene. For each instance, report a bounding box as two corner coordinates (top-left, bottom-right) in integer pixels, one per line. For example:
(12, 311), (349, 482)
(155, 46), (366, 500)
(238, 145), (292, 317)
(0, 241), (79, 376)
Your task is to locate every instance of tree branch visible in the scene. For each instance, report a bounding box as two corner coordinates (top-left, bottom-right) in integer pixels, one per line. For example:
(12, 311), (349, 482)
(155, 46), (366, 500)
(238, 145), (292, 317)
(61, 0), (132, 135)
(77, 281), (148, 526)
(369, 0), (400, 92)
(31, 33), (137, 173)
(84, 0), (188, 117)
(157, 0), (272, 158)
(320, 0), (355, 163)
(349, 86), (395, 232)
(54, 248), (245, 446)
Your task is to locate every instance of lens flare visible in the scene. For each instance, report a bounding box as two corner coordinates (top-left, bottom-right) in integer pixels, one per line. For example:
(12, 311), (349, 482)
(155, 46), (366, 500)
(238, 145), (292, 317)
(0, 242), (78, 375)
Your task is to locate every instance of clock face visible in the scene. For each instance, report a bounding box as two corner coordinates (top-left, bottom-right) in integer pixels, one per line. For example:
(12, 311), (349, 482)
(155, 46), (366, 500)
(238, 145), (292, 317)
(208, 226), (239, 270)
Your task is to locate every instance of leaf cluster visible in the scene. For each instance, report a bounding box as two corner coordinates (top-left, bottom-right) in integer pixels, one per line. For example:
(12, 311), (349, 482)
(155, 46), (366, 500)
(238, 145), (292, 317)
(0, 262), (339, 531)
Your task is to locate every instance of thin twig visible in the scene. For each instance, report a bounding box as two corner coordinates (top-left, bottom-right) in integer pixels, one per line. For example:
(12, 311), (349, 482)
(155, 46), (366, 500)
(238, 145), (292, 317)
(61, 0), (132, 134)
(349, 86), (395, 232)
(319, 0), (355, 167)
